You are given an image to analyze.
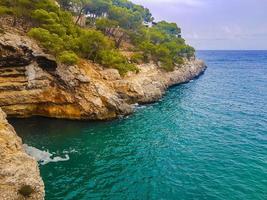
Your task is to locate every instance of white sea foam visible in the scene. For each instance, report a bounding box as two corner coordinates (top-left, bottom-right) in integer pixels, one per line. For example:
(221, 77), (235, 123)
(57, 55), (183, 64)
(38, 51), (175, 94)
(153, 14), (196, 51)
(131, 102), (148, 110)
(63, 149), (78, 154)
(135, 105), (147, 110)
(23, 144), (70, 165)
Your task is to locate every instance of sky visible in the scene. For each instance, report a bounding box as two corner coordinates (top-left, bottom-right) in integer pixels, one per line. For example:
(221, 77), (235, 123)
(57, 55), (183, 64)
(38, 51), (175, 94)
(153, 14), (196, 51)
(131, 0), (267, 50)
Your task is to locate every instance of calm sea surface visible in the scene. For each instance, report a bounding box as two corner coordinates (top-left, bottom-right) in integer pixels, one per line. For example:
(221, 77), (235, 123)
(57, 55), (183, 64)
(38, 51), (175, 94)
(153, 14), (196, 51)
(10, 51), (267, 200)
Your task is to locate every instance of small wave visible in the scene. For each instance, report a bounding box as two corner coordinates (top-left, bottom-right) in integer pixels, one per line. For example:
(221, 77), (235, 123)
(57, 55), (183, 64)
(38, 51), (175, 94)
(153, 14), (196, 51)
(135, 105), (147, 110)
(63, 149), (78, 154)
(23, 144), (70, 165)
(132, 103), (147, 110)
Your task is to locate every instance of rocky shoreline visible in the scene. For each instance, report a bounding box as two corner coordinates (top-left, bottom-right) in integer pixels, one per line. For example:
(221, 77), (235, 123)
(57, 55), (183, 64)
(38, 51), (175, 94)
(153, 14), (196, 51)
(0, 30), (206, 120)
(0, 30), (206, 199)
(0, 108), (44, 199)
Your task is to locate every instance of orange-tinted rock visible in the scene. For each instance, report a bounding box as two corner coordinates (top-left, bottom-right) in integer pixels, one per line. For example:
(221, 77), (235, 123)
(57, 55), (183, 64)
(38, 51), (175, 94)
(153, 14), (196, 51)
(0, 30), (206, 120)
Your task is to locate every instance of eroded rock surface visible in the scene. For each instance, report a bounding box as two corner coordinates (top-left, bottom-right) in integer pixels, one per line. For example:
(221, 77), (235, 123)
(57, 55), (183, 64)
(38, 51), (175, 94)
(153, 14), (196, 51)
(113, 60), (206, 104)
(0, 29), (206, 199)
(0, 30), (206, 120)
(0, 108), (44, 200)
(0, 31), (132, 120)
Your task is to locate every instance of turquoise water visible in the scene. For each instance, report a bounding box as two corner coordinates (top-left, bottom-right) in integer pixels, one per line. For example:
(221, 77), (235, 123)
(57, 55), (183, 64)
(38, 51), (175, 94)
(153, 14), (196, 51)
(10, 51), (267, 200)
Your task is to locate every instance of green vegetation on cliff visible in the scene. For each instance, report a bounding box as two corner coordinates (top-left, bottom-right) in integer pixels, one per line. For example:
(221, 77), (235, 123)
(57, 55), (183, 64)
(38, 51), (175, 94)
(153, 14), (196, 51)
(0, 0), (195, 74)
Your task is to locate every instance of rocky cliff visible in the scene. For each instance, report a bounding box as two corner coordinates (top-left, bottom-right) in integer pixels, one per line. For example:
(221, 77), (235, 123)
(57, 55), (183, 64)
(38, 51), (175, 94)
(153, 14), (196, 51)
(0, 108), (44, 200)
(0, 29), (206, 120)
(0, 28), (206, 199)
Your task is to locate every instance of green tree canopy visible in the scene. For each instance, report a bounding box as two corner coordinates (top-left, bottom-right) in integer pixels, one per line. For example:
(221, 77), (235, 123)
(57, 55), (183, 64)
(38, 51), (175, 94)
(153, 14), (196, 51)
(0, 0), (195, 73)
(154, 21), (181, 37)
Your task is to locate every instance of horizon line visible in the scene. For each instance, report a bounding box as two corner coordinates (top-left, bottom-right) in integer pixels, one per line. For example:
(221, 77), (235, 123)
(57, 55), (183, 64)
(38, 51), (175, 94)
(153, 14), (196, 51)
(196, 49), (267, 51)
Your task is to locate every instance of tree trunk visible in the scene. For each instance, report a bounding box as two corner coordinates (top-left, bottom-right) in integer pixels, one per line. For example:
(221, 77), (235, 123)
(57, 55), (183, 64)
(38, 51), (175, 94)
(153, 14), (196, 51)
(113, 27), (120, 37)
(115, 32), (126, 48)
(106, 28), (112, 36)
(75, 8), (84, 26)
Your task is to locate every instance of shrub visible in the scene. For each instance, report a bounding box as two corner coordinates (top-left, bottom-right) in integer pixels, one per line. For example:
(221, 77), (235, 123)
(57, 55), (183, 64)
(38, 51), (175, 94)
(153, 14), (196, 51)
(131, 53), (144, 64)
(0, 6), (13, 15)
(155, 45), (170, 59)
(98, 50), (139, 75)
(42, 23), (66, 36)
(130, 24), (195, 71)
(159, 57), (174, 71)
(95, 18), (118, 34)
(138, 41), (156, 62)
(32, 9), (59, 24)
(174, 56), (184, 66)
(114, 63), (139, 76)
(28, 28), (64, 54)
(99, 50), (125, 66)
(32, 9), (66, 36)
(58, 11), (77, 36)
(149, 28), (166, 44)
(77, 29), (113, 61)
(58, 51), (79, 65)
(34, 0), (59, 12)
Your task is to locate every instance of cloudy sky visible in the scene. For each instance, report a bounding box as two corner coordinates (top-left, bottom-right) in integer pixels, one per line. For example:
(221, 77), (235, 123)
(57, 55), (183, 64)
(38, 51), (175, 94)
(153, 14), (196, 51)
(132, 0), (267, 50)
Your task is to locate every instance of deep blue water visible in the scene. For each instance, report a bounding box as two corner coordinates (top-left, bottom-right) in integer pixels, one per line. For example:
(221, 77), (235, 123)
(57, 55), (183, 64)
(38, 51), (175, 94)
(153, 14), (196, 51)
(10, 51), (267, 200)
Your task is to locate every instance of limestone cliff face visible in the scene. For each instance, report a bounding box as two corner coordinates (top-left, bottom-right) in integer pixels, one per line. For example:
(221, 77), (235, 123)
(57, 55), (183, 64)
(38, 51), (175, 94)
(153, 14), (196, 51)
(0, 29), (205, 199)
(112, 60), (206, 104)
(0, 30), (132, 120)
(0, 30), (206, 120)
(0, 108), (44, 200)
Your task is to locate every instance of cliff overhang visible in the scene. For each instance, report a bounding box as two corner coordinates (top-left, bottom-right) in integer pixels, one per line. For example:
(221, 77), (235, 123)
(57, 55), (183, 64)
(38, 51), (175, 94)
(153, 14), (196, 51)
(0, 30), (206, 120)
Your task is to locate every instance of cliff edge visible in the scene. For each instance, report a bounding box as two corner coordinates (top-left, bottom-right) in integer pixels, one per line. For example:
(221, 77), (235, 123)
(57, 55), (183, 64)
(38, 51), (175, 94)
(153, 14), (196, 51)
(0, 25), (205, 200)
(0, 30), (206, 120)
(0, 1), (206, 199)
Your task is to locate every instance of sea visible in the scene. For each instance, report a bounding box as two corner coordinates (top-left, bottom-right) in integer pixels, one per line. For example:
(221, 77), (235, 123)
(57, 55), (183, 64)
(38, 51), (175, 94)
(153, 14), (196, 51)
(10, 50), (267, 200)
